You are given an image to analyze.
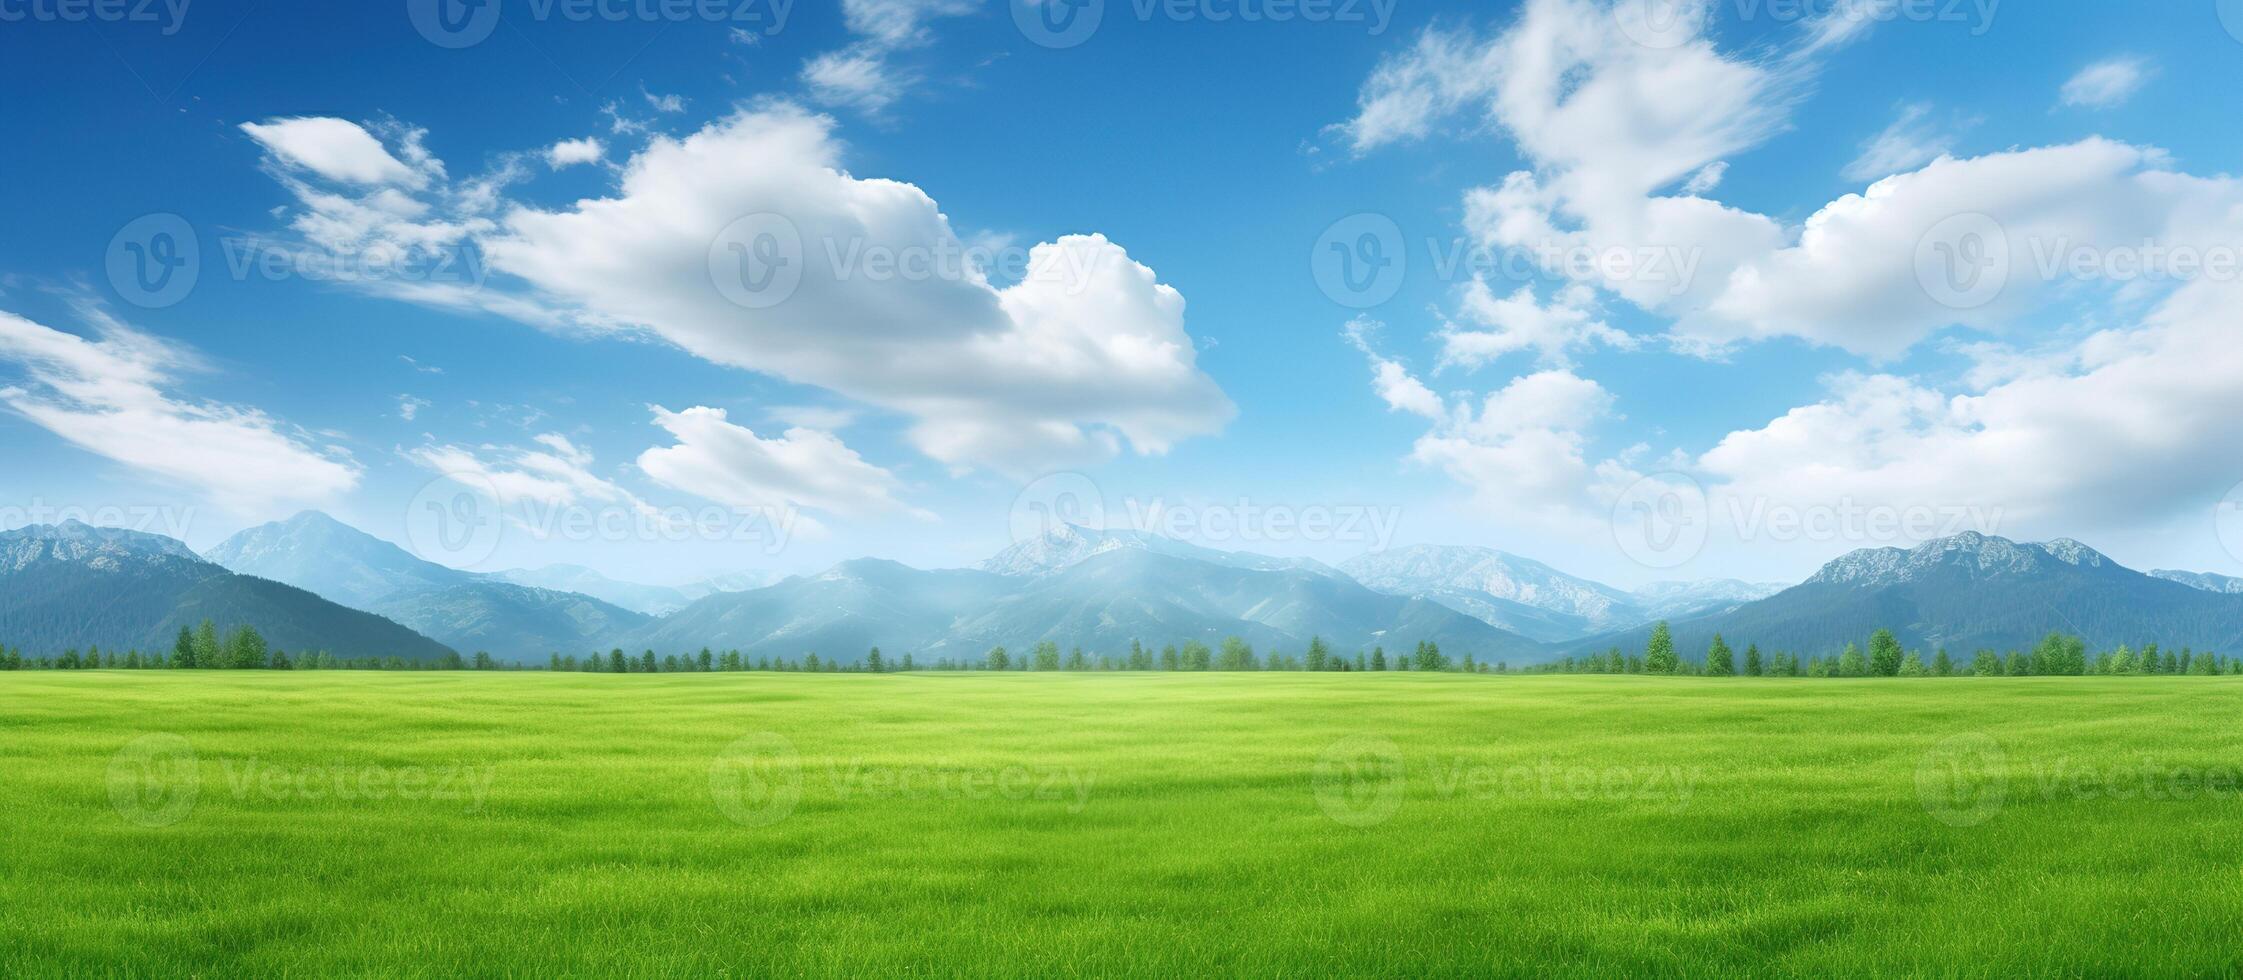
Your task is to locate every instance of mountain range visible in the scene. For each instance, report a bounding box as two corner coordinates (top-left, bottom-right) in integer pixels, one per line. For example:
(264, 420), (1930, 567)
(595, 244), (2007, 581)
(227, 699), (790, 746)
(0, 522), (452, 660)
(1338, 544), (1782, 642)
(1569, 533), (2243, 659)
(6, 512), (2242, 666)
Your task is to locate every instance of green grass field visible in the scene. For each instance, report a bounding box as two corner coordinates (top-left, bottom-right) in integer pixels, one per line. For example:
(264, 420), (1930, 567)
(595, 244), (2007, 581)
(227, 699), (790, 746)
(6, 672), (2243, 976)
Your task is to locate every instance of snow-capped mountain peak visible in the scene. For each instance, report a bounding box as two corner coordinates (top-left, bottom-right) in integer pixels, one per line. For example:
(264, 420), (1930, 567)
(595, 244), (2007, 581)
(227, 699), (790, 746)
(978, 523), (1337, 579)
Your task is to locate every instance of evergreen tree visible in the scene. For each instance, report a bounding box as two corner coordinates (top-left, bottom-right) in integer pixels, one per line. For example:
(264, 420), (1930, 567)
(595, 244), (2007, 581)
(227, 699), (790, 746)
(226, 626), (268, 670)
(1369, 646), (1387, 671)
(1931, 648), (1953, 677)
(1705, 635), (1735, 676)
(193, 620), (221, 669)
(173, 625), (197, 669)
(1033, 642), (1062, 671)
(1181, 640), (1212, 671)
(1836, 643), (1867, 677)
(985, 646), (1010, 671)
(866, 648), (885, 673)
(1898, 652), (1926, 677)
(1413, 641), (1448, 672)
(610, 649), (628, 673)
(1868, 629), (1904, 677)
(1306, 636), (1330, 672)
(1645, 622), (1678, 674)
(1743, 643), (1762, 677)
(1160, 644), (1180, 671)
(1217, 637), (1255, 671)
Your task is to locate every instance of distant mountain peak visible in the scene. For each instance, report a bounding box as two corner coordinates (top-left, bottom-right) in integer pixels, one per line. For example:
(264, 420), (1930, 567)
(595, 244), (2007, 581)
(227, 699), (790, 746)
(1811, 532), (2113, 586)
(979, 524), (1335, 579)
(1, 521), (200, 566)
(205, 511), (471, 610)
(2151, 569), (2243, 594)
(1341, 544), (1634, 621)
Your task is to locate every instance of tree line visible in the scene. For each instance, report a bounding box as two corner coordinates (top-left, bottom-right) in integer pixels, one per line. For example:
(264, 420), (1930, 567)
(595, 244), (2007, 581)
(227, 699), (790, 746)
(539, 638), (1469, 673)
(0, 620), (515, 672)
(1520, 622), (2238, 677)
(5, 620), (2233, 678)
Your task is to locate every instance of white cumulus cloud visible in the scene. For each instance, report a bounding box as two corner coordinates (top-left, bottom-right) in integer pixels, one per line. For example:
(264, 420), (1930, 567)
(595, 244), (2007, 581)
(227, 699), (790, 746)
(0, 308), (359, 508)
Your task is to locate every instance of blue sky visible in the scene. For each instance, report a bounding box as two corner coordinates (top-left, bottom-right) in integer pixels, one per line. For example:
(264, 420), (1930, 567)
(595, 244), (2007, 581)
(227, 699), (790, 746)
(3, 0), (2242, 588)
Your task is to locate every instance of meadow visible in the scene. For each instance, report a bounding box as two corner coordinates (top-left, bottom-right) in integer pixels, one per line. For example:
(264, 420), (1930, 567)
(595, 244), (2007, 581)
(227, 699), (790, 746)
(4, 671), (2242, 976)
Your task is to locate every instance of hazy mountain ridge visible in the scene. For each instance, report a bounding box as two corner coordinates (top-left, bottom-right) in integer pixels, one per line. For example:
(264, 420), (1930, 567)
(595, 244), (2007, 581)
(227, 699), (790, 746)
(981, 524), (1340, 579)
(1338, 545), (1781, 642)
(206, 513), (729, 658)
(25, 514), (2243, 669)
(1568, 533), (2243, 659)
(494, 564), (693, 616)
(374, 581), (650, 660)
(2151, 569), (2243, 594)
(0, 522), (453, 659)
(203, 511), (471, 609)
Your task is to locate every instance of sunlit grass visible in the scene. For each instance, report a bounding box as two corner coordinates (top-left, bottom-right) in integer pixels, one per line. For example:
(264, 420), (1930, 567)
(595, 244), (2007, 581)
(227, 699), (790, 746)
(4, 671), (2241, 975)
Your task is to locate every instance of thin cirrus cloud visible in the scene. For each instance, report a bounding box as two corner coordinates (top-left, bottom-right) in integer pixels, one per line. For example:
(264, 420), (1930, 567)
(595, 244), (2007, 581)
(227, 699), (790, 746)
(2059, 57), (2153, 109)
(1337, 0), (2243, 557)
(800, 0), (976, 113)
(406, 433), (677, 535)
(0, 307), (359, 508)
(1841, 103), (1959, 183)
(241, 104), (1236, 480)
